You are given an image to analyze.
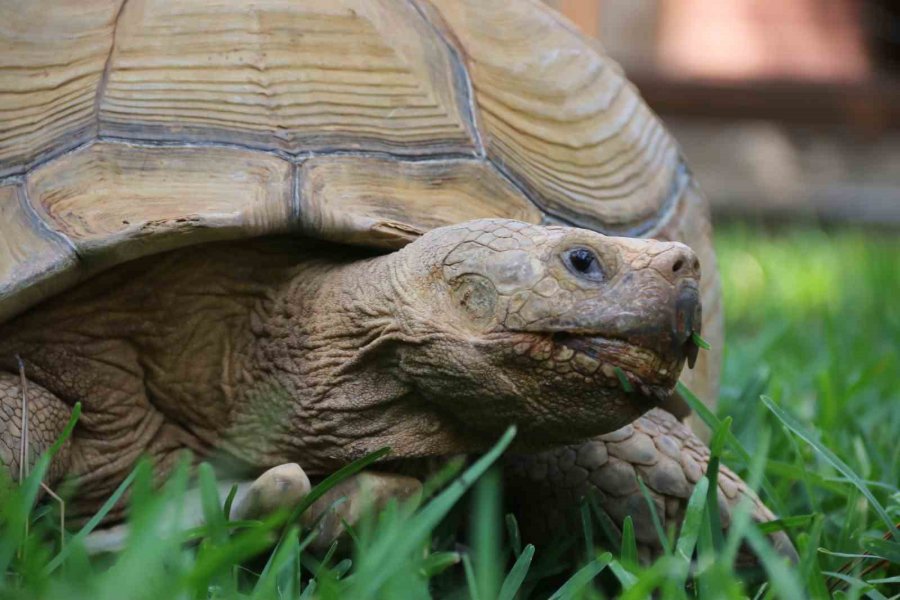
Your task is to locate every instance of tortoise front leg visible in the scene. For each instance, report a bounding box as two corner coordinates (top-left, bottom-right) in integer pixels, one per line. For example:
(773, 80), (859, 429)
(85, 465), (421, 554)
(0, 371), (73, 486)
(505, 408), (797, 563)
(230, 466), (422, 554)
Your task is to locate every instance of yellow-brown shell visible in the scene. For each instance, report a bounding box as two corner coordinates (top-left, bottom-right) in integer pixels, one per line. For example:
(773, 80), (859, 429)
(0, 0), (721, 406)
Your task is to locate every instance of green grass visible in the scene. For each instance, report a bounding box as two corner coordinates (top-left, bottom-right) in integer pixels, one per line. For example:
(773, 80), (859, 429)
(714, 225), (900, 598)
(1, 224), (898, 598)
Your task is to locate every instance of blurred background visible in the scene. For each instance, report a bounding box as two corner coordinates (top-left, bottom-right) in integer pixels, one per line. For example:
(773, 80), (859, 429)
(546, 0), (900, 226)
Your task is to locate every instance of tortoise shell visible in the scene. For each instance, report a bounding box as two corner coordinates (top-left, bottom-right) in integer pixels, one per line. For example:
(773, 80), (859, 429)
(0, 0), (722, 407)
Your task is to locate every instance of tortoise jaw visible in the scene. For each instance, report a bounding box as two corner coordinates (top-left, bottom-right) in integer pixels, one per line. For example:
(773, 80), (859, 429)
(554, 333), (682, 410)
(552, 333), (683, 389)
(508, 330), (684, 409)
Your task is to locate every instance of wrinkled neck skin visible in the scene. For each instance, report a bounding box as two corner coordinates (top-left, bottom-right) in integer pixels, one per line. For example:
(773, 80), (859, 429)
(235, 246), (478, 473)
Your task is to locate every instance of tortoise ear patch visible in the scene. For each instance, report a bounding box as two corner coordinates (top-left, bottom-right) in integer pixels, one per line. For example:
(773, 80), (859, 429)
(451, 274), (499, 329)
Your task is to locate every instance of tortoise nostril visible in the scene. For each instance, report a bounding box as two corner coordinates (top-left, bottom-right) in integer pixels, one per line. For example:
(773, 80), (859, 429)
(649, 243), (699, 281)
(693, 258), (700, 271)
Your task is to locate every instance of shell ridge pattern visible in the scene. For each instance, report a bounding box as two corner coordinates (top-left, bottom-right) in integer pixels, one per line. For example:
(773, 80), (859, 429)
(96, 135), (481, 164)
(536, 157), (690, 239)
(421, 0), (687, 235)
(0, 0), (123, 178)
(17, 181), (82, 263)
(481, 160), (548, 223)
(406, 0), (486, 158)
(4, 132), (688, 248)
(94, 0), (478, 158)
(93, 0), (129, 127)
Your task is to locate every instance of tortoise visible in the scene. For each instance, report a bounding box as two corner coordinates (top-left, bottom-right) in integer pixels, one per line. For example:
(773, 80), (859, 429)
(0, 0), (792, 560)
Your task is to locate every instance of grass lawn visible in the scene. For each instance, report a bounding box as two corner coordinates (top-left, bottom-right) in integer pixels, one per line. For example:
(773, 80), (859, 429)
(1, 224), (897, 599)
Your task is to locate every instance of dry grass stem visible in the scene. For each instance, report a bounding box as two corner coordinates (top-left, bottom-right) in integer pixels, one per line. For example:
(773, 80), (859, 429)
(16, 355), (29, 482)
(40, 483), (65, 550)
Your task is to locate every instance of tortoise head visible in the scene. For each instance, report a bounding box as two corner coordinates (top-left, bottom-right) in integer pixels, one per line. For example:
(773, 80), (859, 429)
(393, 219), (702, 447)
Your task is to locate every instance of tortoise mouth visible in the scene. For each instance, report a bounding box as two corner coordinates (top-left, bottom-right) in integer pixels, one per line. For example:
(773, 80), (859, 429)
(512, 331), (686, 408)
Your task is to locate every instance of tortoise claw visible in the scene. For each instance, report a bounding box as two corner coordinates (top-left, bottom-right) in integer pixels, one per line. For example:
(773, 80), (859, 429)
(301, 472), (422, 553)
(231, 463), (311, 521)
(232, 465), (423, 553)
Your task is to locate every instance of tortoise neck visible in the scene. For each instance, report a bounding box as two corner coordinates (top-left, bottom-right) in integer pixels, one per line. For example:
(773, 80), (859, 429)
(237, 248), (473, 471)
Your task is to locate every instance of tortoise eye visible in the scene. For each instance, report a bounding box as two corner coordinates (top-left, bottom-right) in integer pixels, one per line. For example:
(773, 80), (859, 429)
(564, 247), (604, 281)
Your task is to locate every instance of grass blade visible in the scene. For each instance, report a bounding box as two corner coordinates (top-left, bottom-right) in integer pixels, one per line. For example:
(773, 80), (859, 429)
(471, 465), (502, 600)
(720, 428), (771, 568)
(674, 476), (710, 583)
(705, 416), (732, 553)
(620, 516), (637, 568)
(353, 426), (517, 599)
(614, 367), (633, 393)
(45, 468), (137, 574)
(419, 551), (460, 578)
(333, 558), (352, 579)
(587, 490), (622, 549)
(861, 539), (900, 564)
(298, 579), (317, 599)
(608, 557), (638, 589)
(222, 484), (238, 521)
(757, 514), (817, 534)
(462, 552), (481, 600)
(251, 525), (299, 600)
(182, 528), (275, 594)
(580, 501), (594, 563)
(637, 477), (671, 555)
(677, 383), (782, 509)
(506, 513), (523, 558)
(0, 403), (82, 574)
(548, 552), (612, 600)
(743, 526), (806, 600)
(761, 395), (898, 538)
(692, 332), (711, 350)
(822, 572), (888, 600)
(498, 544), (535, 600)
(197, 463), (227, 546)
(796, 515), (830, 600)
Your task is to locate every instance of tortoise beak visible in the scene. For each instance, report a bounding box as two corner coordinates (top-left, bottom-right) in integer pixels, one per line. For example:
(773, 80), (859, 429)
(673, 282), (702, 369)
